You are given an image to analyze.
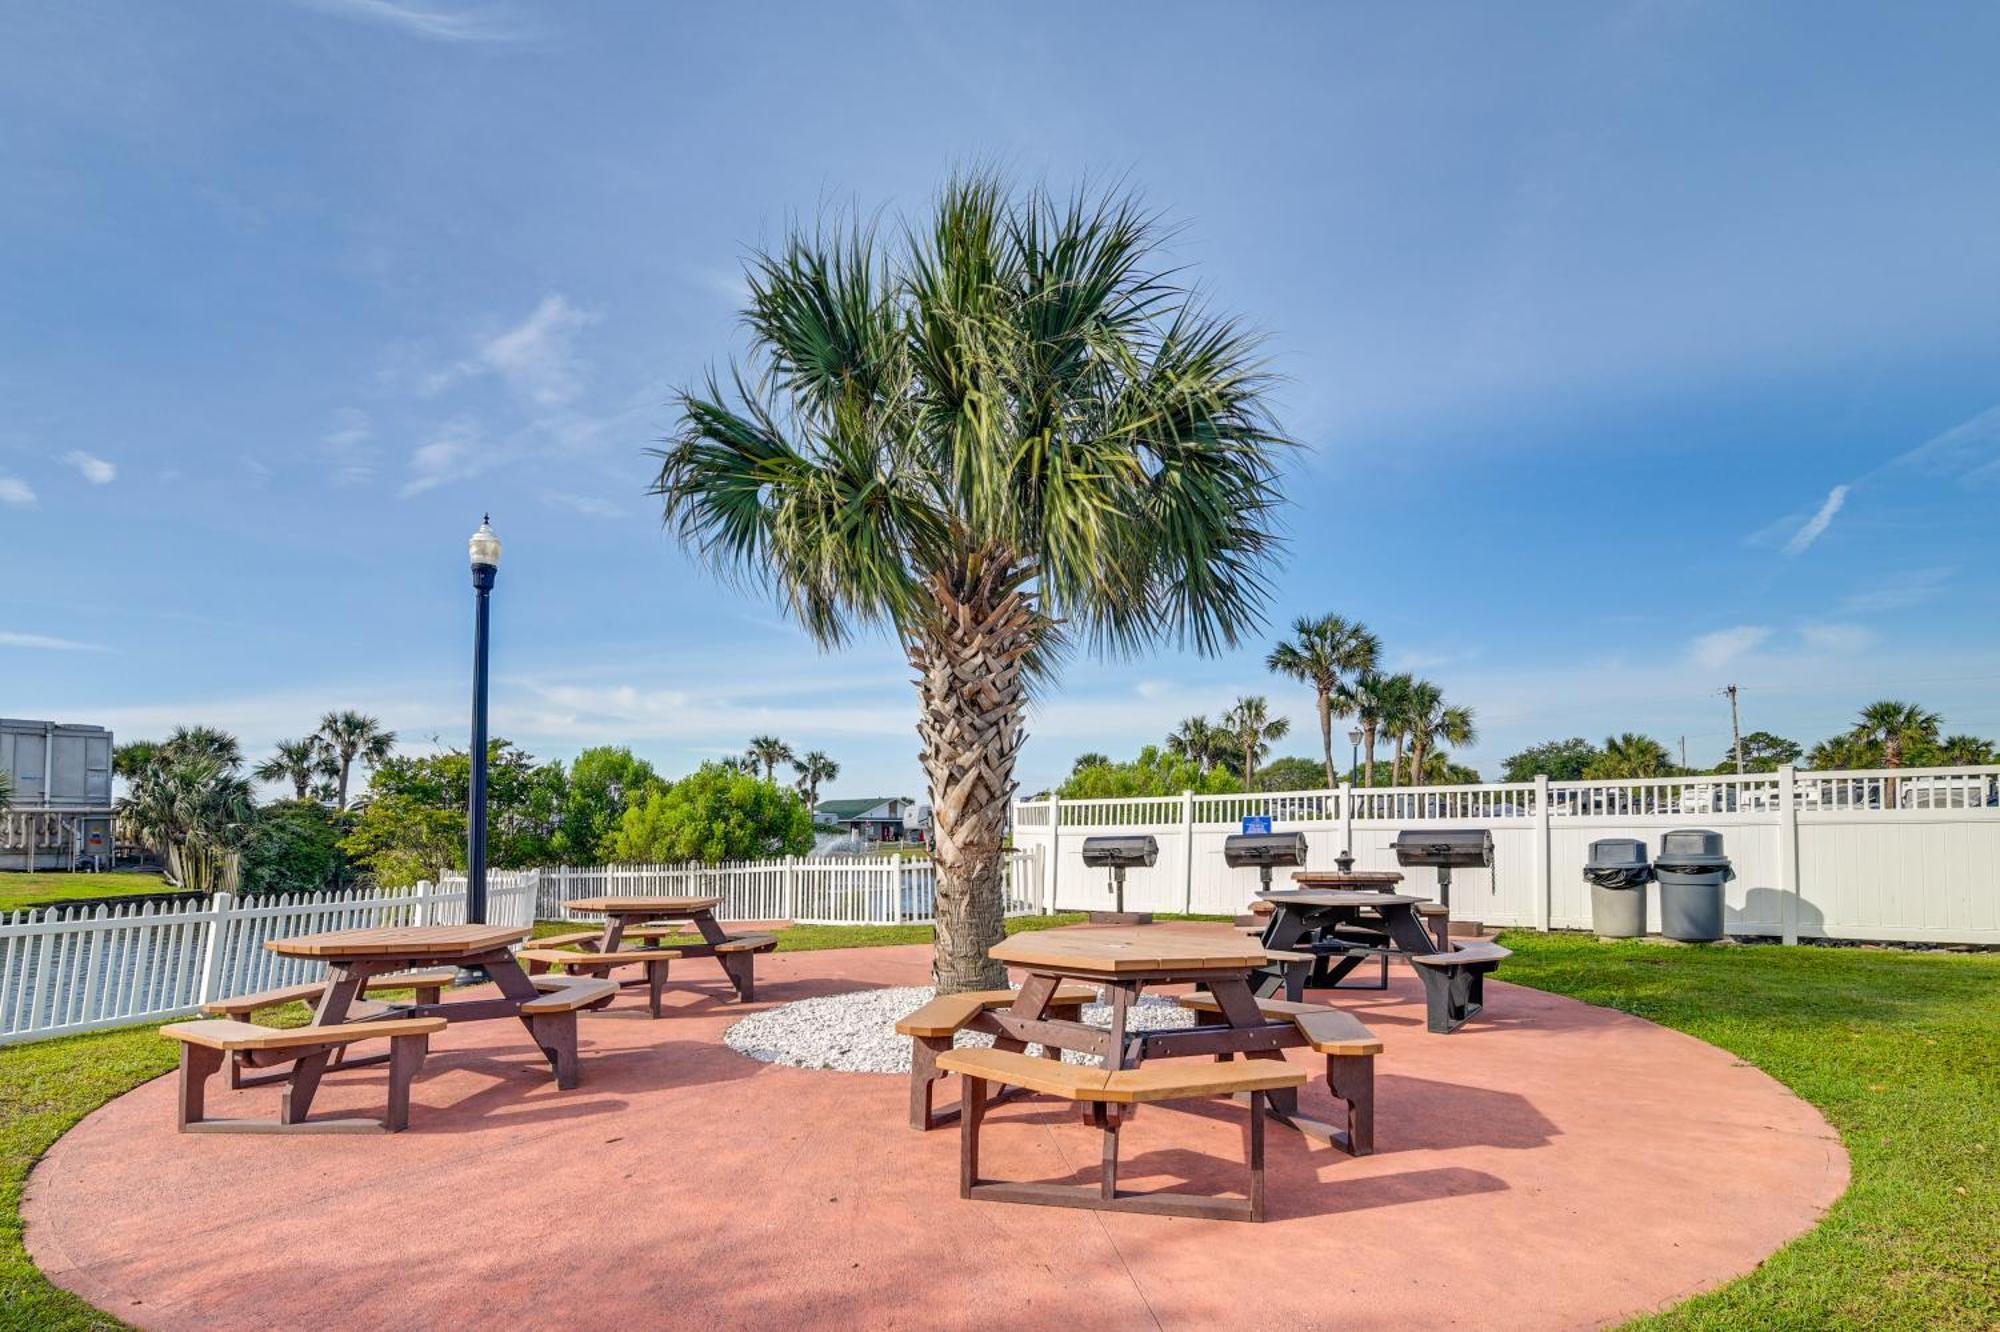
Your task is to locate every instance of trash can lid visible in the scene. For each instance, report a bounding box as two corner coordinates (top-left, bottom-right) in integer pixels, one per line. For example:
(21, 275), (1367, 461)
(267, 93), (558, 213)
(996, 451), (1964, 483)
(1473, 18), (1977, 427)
(1661, 828), (1725, 859)
(1585, 838), (1649, 869)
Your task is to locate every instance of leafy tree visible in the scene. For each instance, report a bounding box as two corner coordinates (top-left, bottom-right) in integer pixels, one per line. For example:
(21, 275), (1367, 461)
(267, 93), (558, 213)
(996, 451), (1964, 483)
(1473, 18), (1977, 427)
(112, 740), (161, 781)
(1222, 696), (1290, 788)
(1850, 700), (1941, 769)
(1058, 746), (1239, 799)
(345, 739), (566, 883)
(745, 735), (795, 783)
(653, 176), (1287, 991)
(1254, 755), (1326, 792)
(1267, 614), (1379, 790)
(339, 793), (463, 889)
(239, 801), (352, 895)
(1403, 680), (1475, 788)
(608, 763), (814, 864)
(557, 746), (664, 862)
(793, 750), (840, 809)
(1584, 732), (1675, 780)
(1713, 731), (1801, 774)
(1165, 716), (1233, 776)
(254, 737), (334, 802)
(317, 710), (397, 809)
(1500, 737), (1599, 783)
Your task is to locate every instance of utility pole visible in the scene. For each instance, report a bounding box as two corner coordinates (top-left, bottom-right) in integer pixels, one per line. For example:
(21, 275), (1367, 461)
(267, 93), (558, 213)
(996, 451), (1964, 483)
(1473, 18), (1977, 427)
(1725, 684), (1743, 774)
(1679, 735), (1688, 770)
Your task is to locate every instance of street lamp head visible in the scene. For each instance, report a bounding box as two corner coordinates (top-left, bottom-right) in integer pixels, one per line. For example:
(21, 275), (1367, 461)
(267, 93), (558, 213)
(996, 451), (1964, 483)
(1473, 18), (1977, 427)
(469, 515), (502, 573)
(1347, 726), (1365, 746)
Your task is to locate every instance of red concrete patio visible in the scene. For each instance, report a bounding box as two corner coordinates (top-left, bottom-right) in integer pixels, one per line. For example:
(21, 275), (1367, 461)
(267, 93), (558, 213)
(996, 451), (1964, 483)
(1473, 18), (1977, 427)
(25, 944), (1846, 1331)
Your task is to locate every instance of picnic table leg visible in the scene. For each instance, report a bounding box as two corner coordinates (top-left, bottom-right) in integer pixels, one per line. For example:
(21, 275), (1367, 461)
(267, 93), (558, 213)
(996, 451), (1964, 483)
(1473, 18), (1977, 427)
(691, 909), (731, 946)
(910, 1033), (951, 1130)
(647, 959), (669, 1018)
(960, 1075), (985, 1197)
(178, 1043), (224, 1130)
(719, 949), (756, 1002)
(385, 1033), (428, 1132)
(600, 914), (630, 952)
(280, 1049), (332, 1126)
(486, 951), (581, 1084)
(1327, 1052), (1374, 1155)
(1209, 977), (1301, 1119)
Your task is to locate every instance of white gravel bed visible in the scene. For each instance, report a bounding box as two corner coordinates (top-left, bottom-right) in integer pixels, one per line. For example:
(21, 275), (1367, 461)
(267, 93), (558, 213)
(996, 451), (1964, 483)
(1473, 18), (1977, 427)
(722, 985), (1197, 1073)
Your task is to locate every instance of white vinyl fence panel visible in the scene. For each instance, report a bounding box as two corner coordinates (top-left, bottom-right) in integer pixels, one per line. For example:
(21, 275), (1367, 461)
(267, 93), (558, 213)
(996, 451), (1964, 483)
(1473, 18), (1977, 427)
(0, 872), (538, 1047)
(1015, 764), (2000, 946)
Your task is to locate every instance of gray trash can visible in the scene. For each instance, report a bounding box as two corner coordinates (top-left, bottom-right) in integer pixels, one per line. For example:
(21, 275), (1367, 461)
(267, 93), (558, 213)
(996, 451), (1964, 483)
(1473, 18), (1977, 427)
(1655, 828), (1732, 942)
(1585, 838), (1652, 938)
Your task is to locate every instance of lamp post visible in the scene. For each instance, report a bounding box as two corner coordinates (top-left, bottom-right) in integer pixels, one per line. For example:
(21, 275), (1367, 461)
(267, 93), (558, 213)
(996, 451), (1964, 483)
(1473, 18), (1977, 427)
(467, 516), (502, 925)
(1347, 726), (1364, 785)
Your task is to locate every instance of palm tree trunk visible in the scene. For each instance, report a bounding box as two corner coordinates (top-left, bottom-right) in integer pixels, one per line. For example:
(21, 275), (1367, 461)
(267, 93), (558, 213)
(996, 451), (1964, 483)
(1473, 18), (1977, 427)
(1410, 739), (1428, 788)
(1392, 736), (1405, 786)
(1363, 723), (1377, 787)
(337, 755), (353, 810)
(1317, 690), (1335, 791)
(910, 582), (1034, 994)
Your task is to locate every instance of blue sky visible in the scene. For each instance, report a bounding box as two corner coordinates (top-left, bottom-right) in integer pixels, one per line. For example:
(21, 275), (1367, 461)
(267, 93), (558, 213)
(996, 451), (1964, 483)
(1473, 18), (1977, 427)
(4, 0), (1999, 800)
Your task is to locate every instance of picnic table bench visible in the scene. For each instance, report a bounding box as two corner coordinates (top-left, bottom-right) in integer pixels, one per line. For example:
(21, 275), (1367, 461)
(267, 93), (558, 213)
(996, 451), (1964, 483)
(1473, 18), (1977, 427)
(1255, 890), (1505, 1031)
(540, 897), (779, 1004)
(162, 1016), (445, 1133)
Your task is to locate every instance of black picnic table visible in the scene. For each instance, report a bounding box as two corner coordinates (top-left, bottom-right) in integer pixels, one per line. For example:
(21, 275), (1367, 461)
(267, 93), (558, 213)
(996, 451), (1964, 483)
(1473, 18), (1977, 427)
(1251, 890), (1448, 996)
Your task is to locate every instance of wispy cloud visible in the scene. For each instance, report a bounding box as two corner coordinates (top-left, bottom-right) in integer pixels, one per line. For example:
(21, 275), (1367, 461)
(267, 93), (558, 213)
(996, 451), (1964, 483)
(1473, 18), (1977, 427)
(323, 408), (377, 485)
(60, 451), (116, 484)
(0, 476), (33, 507)
(545, 493), (624, 519)
(423, 295), (599, 407)
(1891, 403), (2000, 486)
(0, 631), (104, 651)
(400, 418), (484, 498)
(1783, 483), (1849, 556)
(1688, 625), (1772, 670)
(1842, 566), (1956, 614)
(289, 0), (524, 43)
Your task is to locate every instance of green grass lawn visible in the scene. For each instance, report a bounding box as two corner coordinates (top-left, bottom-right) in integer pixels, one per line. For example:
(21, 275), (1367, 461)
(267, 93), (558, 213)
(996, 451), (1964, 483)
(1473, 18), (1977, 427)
(0, 873), (170, 914)
(1, 927), (1993, 1331)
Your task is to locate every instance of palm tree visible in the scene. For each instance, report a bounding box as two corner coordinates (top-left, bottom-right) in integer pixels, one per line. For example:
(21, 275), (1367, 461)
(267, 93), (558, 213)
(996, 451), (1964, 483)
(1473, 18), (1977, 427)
(162, 725), (243, 772)
(1266, 614), (1379, 790)
(1403, 680), (1475, 788)
(1373, 672), (1420, 785)
(117, 755), (256, 894)
(113, 740), (162, 781)
(1585, 732), (1674, 780)
(654, 176), (1287, 991)
(1347, 672), (1388, 787)
(746, 735), (795, 784)
(317, 711), (396, 809)
(793, 750), (840, 808)
(255, 737), (331, 801)
(1069, 752), (1111, 774)
(1850, 700), (1942, 769)
(1936, 734), (1997, 765)
(1165, 716), (1230, 776)
(1222, 696), (1290, 788)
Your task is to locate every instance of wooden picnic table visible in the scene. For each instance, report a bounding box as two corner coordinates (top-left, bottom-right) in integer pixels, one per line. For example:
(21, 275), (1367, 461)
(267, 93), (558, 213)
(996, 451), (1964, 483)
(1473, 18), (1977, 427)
(264, 924), (602, 1088)
(1253, 889), (1448, 993)
(983, 923), (1344, 1140)
(1288, 869), (1406, 891)
(556, 896), (775, 1001)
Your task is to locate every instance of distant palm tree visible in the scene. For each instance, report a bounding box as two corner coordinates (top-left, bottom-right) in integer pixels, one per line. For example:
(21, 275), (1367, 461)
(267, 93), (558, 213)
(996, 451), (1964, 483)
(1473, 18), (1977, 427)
(793, 750), (840, 808)
(1166, 716), (1231, 776)
(162, 725), (244, 772)
(1069, 752), (1111, 774)
(1850, 700), (1941, 769)
(746, 735), (795, 784)
(1373, 673), (1420, 785)
(1222, 696), (1290, 788)
(317, 711), (396, 809)
(117, 755), (255, 893)
(652, 176), (1288, 992)
(1267, 614), (1379, 790)
(255, 737), (332, 802)
(1936, 734), (1997, 765)
(1346, 673), (1388, 787)
(113, 740), (162, 781)
(1404, 680), (1475, 788)
(1585, 732), (1674, 780)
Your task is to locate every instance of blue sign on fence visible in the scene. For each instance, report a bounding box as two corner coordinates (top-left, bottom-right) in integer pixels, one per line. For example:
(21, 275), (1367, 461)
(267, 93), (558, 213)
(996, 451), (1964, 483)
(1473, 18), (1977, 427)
(1241, 815), (1273, 835)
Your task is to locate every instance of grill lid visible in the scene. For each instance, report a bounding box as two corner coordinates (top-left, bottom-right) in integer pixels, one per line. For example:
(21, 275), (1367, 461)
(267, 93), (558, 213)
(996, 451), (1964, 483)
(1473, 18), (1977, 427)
(1223, 831), (1308, 869)
(1080, 835), (1159, 869)
(1392, 828), (1494, 868)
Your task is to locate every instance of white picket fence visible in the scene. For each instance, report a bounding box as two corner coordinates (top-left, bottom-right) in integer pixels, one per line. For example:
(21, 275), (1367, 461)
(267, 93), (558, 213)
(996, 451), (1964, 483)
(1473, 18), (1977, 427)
(531, 850), (1045, 926)
(0, 872), (538, 1047)
(0, 850), (1049, 1047)
(1014, 764), (2000, 945)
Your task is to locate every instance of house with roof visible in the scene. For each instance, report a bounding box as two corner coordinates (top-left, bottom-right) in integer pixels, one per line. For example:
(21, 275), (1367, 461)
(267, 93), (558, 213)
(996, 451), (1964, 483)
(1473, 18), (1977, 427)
(814, 796), (917, 843)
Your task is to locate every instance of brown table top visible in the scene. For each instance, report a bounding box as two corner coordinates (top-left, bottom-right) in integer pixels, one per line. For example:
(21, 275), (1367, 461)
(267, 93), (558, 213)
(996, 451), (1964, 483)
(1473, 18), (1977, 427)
(563, 896), (722, 915)
(1259, 890), (1423, 909)
(1290, 870), (1405, 889)
(990, 924), (1269, 975)
(266, 924), (529, 959)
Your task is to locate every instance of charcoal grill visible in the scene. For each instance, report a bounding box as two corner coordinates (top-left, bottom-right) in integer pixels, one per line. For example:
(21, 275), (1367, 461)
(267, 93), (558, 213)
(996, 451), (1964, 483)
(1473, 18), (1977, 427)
(1080, 834), (1158, 924)
(1223, 831), (1308, 894)
(1391, 828), (1494, 925)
